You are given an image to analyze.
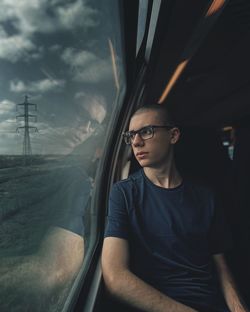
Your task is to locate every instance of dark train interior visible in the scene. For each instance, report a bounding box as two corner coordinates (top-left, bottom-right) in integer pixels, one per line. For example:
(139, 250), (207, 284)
(87, 0), (250, 311)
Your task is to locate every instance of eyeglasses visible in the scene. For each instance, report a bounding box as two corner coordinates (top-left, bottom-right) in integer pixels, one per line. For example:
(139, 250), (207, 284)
(122, 125), (174, 145)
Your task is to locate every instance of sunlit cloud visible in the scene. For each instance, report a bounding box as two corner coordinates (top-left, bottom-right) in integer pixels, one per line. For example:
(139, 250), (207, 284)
(0, 100), (16, 115)
(62, 48), (112, 83)
(10, 78), (65, 93)
(0, 0), (98, 62)
(56, 0), (99, 29)
(0, 118), (17, 131)
(0, 0), (98, 34)
(62, 49), (96, 67)
(0, 27), (36, 63)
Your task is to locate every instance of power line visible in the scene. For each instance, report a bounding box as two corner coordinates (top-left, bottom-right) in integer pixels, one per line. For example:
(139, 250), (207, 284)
(16, 95), (38, 160)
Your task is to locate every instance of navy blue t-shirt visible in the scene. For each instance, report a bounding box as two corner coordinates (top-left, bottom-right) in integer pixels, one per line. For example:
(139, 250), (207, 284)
(105, 169), (231, 312)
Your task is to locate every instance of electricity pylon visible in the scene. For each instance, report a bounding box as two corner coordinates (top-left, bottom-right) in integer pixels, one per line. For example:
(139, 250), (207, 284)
(16, 95), (38, 160)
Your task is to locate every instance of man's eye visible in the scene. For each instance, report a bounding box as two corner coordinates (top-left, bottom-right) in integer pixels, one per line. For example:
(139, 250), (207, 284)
(140, 128), (151, 136)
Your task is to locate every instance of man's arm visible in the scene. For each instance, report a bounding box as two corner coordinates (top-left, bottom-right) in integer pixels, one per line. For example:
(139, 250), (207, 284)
(102, 237), (198, 312)
(213, 254), (249, 312)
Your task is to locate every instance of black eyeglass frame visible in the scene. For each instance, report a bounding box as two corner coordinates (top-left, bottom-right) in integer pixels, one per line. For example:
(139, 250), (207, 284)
(122, 125), (174, 145)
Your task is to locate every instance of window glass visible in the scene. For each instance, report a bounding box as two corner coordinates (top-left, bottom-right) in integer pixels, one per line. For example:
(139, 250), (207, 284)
(145, 0), (162, 61)
(0, 0), (125, 311)
(137, 0), (149, 54)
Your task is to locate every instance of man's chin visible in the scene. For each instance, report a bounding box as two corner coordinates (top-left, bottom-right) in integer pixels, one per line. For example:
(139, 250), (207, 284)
(138, 159), (151, 167)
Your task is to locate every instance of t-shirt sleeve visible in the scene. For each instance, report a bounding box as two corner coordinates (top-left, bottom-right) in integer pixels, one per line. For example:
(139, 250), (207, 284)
(208, 193), (233, 255)
(104, 183), (130, 239)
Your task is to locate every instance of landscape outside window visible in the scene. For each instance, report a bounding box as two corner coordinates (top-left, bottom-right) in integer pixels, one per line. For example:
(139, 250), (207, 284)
(0, 1), (125, 311)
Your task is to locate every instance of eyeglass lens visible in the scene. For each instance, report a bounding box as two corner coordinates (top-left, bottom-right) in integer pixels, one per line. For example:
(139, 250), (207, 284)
(124, 126), (154, 144)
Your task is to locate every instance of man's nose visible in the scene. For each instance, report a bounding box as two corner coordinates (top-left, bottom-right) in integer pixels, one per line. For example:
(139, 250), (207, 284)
(132, 133), (144, 147)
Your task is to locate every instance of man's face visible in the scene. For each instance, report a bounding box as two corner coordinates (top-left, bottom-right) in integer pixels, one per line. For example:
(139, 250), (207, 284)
(128, 110), (180, 168)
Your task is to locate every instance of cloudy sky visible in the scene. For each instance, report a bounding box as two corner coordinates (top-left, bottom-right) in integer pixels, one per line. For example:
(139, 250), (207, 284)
(0, 0), (124, 155)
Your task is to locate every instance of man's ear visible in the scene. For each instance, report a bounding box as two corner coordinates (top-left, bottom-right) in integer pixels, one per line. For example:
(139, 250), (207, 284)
(170, 127), (180, 144)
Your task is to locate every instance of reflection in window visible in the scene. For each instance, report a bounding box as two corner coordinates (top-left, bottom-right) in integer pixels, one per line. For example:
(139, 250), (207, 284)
(221, 126), (235, 160)
(0, 0), (125, 311)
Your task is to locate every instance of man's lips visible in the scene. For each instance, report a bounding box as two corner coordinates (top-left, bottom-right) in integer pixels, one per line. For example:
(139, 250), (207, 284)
(136, 151), (148, 157)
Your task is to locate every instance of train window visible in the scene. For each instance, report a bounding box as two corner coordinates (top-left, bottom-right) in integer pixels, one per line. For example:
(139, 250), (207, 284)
(136, 0), (149, 54)
(0, 1), (125, 311)
(145, 0), (162, 61)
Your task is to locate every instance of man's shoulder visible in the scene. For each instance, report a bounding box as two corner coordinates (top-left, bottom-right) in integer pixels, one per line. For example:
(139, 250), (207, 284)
(114, 169), (143, 189)
(109, 170), (143, 209)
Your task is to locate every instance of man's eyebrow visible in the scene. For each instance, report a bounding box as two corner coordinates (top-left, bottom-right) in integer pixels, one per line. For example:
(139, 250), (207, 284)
(128, 125), (151, 132)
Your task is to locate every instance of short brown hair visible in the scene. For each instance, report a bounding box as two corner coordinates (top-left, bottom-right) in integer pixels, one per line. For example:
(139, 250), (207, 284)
(132, 104), (174, 125)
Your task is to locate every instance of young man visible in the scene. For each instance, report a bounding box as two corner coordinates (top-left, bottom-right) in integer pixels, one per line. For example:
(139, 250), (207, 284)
(102, 104), (248, 312)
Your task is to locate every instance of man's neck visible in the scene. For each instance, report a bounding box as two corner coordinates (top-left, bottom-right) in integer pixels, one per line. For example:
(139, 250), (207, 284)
(143, 162), (182, 189)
